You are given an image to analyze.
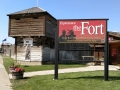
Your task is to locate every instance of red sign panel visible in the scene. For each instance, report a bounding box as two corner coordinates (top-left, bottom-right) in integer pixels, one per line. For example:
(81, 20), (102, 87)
(58, 20), (107, 43)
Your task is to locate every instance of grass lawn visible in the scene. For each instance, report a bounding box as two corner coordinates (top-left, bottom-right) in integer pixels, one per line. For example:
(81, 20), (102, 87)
(23, 63), (86, 72)
(2, 56), (86, 73)
(2, 55), (120, 90)
(2, 56), (14, 73)
(11, 70), (120, 90)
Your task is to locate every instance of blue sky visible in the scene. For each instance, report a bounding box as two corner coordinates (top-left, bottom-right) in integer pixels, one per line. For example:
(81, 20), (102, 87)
(0, 0), (120, 44)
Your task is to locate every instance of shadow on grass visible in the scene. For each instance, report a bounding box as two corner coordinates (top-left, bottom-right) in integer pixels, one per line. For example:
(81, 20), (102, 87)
(23, 65), (29, 67)
(23, 77), (31, 79)
(60, 76), (120, 81)
(11, 77), (31, 80)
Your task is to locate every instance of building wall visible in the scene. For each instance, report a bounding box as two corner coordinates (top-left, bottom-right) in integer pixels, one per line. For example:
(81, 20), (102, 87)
(9, 15), (45, 37)
(2, 44), (15, 59)
(1, 42), (97, 64)
(45, 15), (57, 39)
(16, 37), (43, 62)
(47, 43), (93, 63)
(109, 43), (120, 65)
(16, 45), (42, 62)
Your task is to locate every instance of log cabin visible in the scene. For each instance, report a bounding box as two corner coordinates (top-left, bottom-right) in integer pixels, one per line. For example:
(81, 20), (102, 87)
(7, 7), (57, 65)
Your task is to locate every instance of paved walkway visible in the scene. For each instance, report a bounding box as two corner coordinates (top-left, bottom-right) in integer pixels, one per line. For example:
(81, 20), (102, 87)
(23, 65), (118, 77)
(9, 65), (118, 79)
(0, 56), (12, 90)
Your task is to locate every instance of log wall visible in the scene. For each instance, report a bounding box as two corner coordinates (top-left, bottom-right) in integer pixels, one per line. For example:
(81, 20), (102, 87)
(45, 15), (57, 39)
(9, 16), (45, 36)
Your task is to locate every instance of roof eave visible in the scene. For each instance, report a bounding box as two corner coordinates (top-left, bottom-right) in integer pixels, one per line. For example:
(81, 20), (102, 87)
(7, 11), (48, 16)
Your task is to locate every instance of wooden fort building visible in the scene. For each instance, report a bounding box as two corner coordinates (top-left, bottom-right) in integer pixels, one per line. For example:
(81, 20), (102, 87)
(7, 7), (57, 64)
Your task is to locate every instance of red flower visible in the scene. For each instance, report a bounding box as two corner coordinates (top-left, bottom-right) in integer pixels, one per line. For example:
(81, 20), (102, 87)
(15, 67), (25, 72)
(9, 64), (25, 73)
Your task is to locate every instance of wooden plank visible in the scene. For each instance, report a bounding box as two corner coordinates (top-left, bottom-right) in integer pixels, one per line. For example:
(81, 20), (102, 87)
(30, 49), (42, 50)
(30, 58), (41, 59)
(9, 17), (45, 36)
(11, 22), (43, 25)
(17, 56), (25, 58)
(30, 46), (42, 61)
(10, 26), (43, 31)
(17, 53), (25, 55)
(11, 26), (44, 28)
(45, 15), (57, 38)
(11, 32), (43, 36)
(42, 47), (50, 61)
(9, 34), (45, 36)
(31, 50), (42, 52)
(11, 30), (44, 32)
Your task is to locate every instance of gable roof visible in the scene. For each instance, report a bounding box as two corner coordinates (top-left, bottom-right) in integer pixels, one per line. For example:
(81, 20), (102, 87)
(109, 31), (120, 38)
(7, 7), (47, 16)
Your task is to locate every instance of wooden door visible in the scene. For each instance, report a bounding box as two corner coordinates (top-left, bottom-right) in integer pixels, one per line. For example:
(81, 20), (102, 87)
(110, 44), (118, 65)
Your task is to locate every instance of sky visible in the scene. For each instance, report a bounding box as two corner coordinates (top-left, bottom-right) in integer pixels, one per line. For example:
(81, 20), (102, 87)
(0, 0), (120, 44)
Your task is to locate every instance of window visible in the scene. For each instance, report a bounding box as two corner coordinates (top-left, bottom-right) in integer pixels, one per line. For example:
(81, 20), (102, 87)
(15, 18), (20, 20)
(33, 17), (38, 19)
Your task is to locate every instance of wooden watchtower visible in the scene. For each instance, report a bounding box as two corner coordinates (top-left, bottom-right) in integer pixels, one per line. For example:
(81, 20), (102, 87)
(7, 7), (57, 64)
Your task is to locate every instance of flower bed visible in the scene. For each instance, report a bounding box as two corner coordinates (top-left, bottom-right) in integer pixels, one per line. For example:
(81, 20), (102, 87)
(12, 72), (24, 79)
(9, 64), (25, 79)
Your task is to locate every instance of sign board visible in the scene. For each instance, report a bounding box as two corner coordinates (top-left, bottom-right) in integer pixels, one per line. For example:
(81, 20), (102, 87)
(58, 20), (106, 43)
(23, 38), (33, 46)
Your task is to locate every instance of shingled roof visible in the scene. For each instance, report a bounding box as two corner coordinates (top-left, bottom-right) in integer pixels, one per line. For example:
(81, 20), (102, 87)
(7, 7), (47, 16)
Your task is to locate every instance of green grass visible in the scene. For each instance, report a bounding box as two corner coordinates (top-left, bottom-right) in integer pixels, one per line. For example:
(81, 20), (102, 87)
(3, 56), (120, 90)
(2, 56), (86, 73)
(10, 70), (120, 90)
(23, 64), (85, 72)
(2, 56), (14, 73)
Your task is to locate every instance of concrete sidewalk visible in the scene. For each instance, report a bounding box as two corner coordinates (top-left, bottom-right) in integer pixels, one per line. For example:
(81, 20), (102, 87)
(9, 65), (118, 79)
(23, 65), (117, 77)
(0, 56), (12, 90)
